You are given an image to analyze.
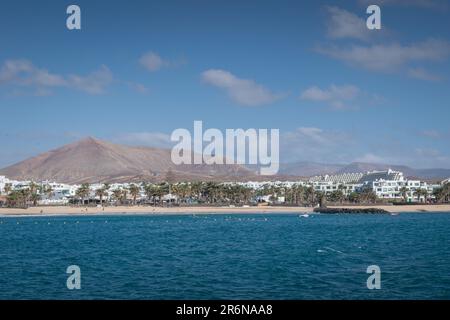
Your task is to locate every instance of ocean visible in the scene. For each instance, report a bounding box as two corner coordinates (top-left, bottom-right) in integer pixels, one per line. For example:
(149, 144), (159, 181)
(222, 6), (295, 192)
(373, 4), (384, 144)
(1, 213), (450, 299)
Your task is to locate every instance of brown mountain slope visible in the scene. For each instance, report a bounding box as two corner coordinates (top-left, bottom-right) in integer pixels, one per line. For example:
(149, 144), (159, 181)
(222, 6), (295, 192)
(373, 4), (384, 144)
(0, 137), (255, 184)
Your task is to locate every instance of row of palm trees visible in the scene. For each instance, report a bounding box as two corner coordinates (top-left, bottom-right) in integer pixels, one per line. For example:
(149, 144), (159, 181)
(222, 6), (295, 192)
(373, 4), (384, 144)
(1, 182), (53, 208)
(433, 183), (450, 203)
(74, 183), (141, 206)
(3, 180), (450, 208)
(70, 181), (389, 207)
(397, 185), (449, 203)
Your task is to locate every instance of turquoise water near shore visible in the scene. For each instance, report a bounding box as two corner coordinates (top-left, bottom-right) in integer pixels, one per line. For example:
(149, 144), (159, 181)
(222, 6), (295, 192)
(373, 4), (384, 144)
(1, 213), (450, 299)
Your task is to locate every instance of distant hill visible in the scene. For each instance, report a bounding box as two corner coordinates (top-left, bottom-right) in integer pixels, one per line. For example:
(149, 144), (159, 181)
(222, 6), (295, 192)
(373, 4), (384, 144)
(337, 162), (450, 180)
(1, 138), (449, 183)
(279, 161), (450, 181)
(335, 162), (413, 175)
(0, 137), (254, 184)
(278, 161), (344, 177)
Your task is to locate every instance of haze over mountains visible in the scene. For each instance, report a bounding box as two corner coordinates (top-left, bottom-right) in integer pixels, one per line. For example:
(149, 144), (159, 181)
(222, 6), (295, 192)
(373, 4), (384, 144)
(0, 137), (449, 184)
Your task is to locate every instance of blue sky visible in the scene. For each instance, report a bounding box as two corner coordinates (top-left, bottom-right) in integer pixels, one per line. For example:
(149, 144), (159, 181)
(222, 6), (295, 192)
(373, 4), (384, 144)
(0, 0), (450, 168)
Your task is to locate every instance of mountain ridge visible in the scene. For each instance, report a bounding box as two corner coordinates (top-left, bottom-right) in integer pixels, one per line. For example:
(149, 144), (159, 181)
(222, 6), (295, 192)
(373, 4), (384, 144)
(0, 137), (255, 184)
(1, 138), (449, 183)
(279, 161), (450, 181)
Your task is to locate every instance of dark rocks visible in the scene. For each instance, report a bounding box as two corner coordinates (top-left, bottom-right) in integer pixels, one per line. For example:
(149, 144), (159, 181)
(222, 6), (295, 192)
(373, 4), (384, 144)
(313, 207), (389, 214)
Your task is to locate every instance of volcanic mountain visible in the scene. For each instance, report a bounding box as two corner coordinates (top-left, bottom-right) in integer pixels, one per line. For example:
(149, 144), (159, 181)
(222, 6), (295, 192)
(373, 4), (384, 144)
(2, 137), (449, 184)
(0, 137), (256, 184)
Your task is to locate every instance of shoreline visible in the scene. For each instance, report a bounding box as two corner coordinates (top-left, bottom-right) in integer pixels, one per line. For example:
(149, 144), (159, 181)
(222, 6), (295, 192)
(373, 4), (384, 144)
(0, 204), (450, 217)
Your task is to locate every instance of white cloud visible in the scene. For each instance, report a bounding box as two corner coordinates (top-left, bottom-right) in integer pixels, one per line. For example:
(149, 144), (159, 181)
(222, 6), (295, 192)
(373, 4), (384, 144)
(0, 60), (113, 95)
(139, 51), (168, 72)
(408, 67), (442, 82)
(354, 153), (387, 163)
(0, 59), (66, 87)
(280, 126), (450, 168)
(68, 65), (113, 94)
(138, 51), (186, 72)
(300, 84), (361, 110)
(126, 82), (150, 94)
(201, 69), (282, 106)
(325, 6), (370, 41)
(281, 127), (355, 163)
(421, 129), (441, 139)
(316, 39), (450, 75)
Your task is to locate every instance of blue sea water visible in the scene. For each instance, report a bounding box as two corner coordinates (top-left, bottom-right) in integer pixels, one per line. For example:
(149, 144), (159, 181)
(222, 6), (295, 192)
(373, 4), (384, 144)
(1, 212), (450, 300)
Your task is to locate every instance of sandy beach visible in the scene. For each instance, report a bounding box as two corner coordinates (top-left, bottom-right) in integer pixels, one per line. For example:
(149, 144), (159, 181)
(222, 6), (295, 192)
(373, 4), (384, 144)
(0, 204), (450, 216)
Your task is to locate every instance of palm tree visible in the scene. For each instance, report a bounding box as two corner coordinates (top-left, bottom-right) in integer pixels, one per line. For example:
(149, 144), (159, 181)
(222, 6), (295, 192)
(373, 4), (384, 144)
(414, 188), (428, 203)
(121, 189), (128, 205)
(433, 183), (450, 203)
(359, 189), (377, 204)
(28, 181), (39, 206)
(75, 183), (90, 206)
(316, 191), (326, 208)
(112, 189), (123, 205)
(95, 188), (108, 206)
(128, 184), (140, 205)
(267, 185), (281, 205)
(165, 168), (175, 195)
(144, 184), (153, 205)
(45, 185), (53, 199)
(294, 185), (305, 206)
(183, 183), (193, 203)
(155, 184), (167, 206)
(445, 183), (450, 200)
(328, 190), (344, 204)
(348, 192), (359, 203)
(3, 183), (13, 195)
(304, 186), (316, 207)
(171, 183), (188, 204)
(28, 181), (38, 194)
(285, 186), (294, 205)
(140, 182), (148, 189)
(29, 192), (41, 207)
(285, 185), (301, 205)
(399, 186), (408, 203)
(145, 183), (170, 206)
(241, 186), (253, 204)
(421, 188), (429, 203)
(190, 182), (203, 203)
(7, 190), (27, 208)
(202, 182), (215, 204)
(442, 183), (450, 202)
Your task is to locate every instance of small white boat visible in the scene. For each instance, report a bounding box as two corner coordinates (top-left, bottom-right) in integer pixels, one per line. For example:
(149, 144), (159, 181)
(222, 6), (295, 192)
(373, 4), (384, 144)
(299, 214), (310, 218)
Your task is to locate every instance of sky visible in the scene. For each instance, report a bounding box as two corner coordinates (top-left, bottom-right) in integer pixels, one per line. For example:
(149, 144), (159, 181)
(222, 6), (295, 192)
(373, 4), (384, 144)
(0, 0), (450, 169)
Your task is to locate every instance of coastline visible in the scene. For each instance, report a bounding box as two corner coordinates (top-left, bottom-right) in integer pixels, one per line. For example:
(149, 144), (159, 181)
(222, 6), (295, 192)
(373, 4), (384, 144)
(1, 204), (450, 217)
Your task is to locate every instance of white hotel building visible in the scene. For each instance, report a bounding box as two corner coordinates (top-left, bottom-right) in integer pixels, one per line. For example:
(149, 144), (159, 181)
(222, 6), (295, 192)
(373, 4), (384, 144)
(308, 169), (440, 202)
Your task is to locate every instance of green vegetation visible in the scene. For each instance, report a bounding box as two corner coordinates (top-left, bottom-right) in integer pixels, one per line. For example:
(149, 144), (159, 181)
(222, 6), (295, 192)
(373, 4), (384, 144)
(2, 181), (449, 209)
(433, 183), (450, 203)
